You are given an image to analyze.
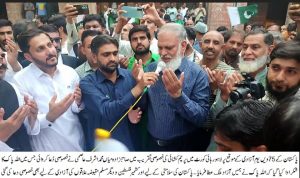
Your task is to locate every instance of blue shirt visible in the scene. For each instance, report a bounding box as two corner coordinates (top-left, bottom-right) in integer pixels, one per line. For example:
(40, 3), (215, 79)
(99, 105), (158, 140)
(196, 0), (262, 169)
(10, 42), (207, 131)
(80, 68), (138, 151)
(144, 58), (211, 140)
(193, 40), (203, 54)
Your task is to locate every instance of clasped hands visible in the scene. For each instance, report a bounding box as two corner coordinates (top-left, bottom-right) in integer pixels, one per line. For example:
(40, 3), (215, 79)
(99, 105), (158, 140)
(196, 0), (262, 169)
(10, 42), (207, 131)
(132, 60), (184, 98)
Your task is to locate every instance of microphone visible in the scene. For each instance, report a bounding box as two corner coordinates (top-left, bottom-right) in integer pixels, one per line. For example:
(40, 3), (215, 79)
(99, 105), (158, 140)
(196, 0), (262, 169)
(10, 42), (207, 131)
(155, 61), (166, 74)
(147, 61), (166, 88)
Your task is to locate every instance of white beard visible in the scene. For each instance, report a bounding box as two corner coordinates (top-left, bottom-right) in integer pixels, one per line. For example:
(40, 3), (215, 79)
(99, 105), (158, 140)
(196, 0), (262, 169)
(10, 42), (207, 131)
(238, 55), (268, 73)
(165, 45), (183, 71)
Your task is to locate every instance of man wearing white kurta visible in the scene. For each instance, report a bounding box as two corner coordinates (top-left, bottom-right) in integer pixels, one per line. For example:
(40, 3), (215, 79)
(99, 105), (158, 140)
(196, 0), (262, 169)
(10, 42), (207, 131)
(13, 29), (84, 151)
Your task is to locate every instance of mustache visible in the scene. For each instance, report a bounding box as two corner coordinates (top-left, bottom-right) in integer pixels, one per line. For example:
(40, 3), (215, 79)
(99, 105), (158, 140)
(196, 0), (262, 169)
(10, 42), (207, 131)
(0, 64), (7, 69)
(137, 44), (145, 48)
(162, 55), (172, 59)
(46, 54), (57, 61)
(228, 48), (238, 52)
(107, 61), (118, 66)
(204, 48), (214, 53)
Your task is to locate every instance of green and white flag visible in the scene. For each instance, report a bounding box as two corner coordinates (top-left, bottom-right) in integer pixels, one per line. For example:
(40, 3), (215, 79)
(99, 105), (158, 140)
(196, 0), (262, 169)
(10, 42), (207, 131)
(227, 4), (258, 26)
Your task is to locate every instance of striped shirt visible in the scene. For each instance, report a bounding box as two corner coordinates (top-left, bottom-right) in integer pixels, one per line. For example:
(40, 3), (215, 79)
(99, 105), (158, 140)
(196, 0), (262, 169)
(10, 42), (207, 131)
(144, 58), (211, 140)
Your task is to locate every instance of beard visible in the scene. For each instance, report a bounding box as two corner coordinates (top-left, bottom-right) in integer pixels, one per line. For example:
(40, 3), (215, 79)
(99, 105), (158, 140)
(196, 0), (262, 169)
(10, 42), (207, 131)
(99, 61), (118, 74)
(239, 55), (268, 73)
(266, 77), (300, 101)
(0, 63), (7, 70)
(226, 48), (239, 58)
(32, 54), (58, 68)
(163, 44), (183, 71)
(133, 44), (150, 56)
(0, 68), (6, 80)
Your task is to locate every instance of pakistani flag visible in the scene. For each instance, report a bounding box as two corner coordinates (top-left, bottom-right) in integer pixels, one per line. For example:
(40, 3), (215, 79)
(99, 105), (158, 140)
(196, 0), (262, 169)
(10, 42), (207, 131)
(227, 4), (258, 26)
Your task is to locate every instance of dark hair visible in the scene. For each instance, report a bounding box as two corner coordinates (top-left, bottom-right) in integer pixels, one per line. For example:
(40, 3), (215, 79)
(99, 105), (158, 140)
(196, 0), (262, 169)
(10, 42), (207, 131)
(47, 14), (67, 34)
(39, 24), (58, 33)
(91, 34), (118, 54)
(266, 23), (281, 31)
(215, 99), (274, 150)
(159, 8), (165, 14)
(245, 28), (274, 46)
(17, 29), (49, 53)
(81, 30), (102, 45)
(270, 40), (300, 63)
(251, 23), (264, 31)
(216, 26), (228, 33)
(163, 14), (171, 23)
(128, 25), (151, 42)
(83, 14), (106, 29)
(223, 29), (245, 43)
(12, 20), (37, 40)
(36, 15), (48, 24)
(264, 95), (300, 151)
(185, 27), (196, 41)
(287, 22), (297, 32)
(0, 19), (12, 28)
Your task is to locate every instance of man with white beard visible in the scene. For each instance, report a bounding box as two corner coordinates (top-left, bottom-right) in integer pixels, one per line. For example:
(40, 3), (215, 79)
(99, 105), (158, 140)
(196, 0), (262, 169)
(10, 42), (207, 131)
(238, 29), (274, 87)
(211, 29), (274, 119)
(141, 23), (211, 151)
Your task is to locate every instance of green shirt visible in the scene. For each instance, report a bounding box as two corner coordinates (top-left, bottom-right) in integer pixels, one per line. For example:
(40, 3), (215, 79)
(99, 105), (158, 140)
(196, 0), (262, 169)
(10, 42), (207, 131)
(75, 61), (94, 79)
(175, 19), (184, 25)
(126, 52), (160, 151)
(127, 53), (160, 71)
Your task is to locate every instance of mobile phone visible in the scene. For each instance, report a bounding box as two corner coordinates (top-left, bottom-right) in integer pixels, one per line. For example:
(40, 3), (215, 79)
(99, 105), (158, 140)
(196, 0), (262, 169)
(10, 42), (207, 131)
(121, 6), (144, 19)
(74, 4), (89, 15)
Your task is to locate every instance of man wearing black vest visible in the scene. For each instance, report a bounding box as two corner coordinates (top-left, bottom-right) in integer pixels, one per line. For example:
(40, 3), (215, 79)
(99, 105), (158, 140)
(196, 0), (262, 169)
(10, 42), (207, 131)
(0, 79), (38, 151)
(0, 47), (38, 151)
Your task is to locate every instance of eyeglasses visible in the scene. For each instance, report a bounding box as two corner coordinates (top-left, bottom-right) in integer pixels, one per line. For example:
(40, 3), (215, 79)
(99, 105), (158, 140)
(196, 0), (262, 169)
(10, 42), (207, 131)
(51, 37), (62, 44)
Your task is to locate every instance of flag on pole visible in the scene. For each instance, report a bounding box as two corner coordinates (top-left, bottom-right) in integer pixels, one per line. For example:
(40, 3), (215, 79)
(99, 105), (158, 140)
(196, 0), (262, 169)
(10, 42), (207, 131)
(227, 4), (258, 26)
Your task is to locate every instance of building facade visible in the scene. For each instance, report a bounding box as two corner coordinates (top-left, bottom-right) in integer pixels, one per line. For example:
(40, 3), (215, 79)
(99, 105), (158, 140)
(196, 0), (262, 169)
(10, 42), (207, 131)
(4, 2), (293, 30)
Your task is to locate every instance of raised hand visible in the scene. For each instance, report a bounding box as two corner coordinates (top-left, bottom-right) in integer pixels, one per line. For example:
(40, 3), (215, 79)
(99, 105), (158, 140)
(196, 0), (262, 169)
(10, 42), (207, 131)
(288, 3), (300, 22)
(73, 84), (82, 107)
(162, 68), (184, 98)
(24, 95), (38, 128)
(132, 59), (144, 82)
(63, 3), (78, 24)
(119, 56), (129, 69)
(143, 72), (158, 87)
(128, 107), (142, 124)
(114, 3), (130, 34)
(46, 93), (74, 122)
(289, 3), (300, 36)
(204, 67), (227, 92)
(142, 3), (165, 27)
(218, 72), (244, 102)
(5, 39), (21, 72)
(0, 106), (30, 142)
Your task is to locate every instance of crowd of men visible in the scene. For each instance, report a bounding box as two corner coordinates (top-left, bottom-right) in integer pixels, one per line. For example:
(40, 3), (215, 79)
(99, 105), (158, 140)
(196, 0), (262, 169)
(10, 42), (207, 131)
(0, 2), (299, 152)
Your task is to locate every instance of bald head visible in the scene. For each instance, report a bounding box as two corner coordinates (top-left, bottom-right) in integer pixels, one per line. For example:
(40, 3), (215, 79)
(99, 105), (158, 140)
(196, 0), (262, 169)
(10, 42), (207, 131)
(201, 30), (225, 61)
(202, 31), (224, 44)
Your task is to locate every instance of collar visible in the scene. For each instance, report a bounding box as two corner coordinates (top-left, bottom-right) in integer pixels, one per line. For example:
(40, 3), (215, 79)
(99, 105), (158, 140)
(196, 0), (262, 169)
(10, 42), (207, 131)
(96, 68), (125, 83)
(255, 66), (268, 81)
(30, 63), (60, 78)
(177, 57), (188, 73)
(132, 52), (160, 68)
(58, 53), (63, 65)
(83, 61), (94, 73)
